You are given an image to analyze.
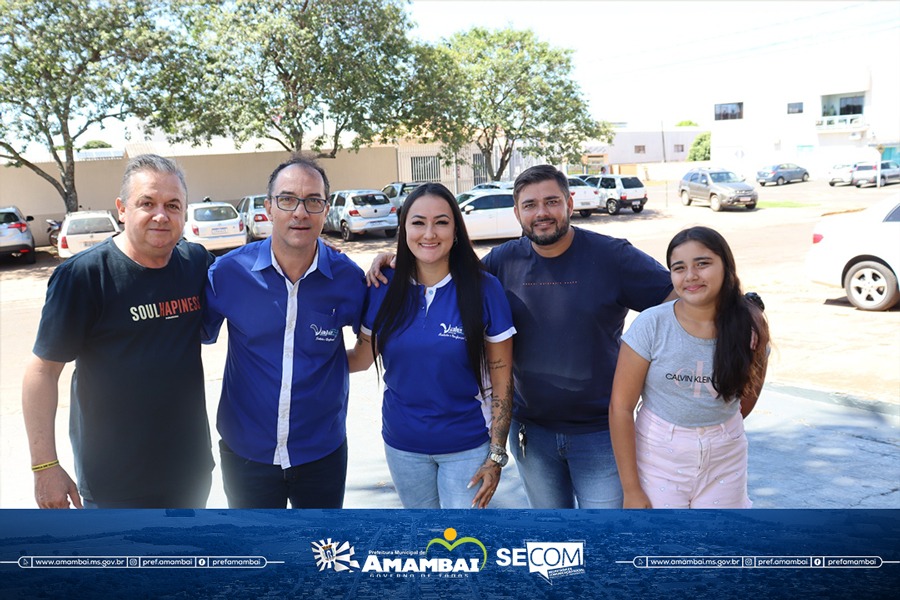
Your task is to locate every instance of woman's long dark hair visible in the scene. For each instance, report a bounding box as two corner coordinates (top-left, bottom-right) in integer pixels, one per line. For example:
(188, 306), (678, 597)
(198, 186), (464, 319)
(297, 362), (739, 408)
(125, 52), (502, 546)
(371, 183), (488, 392)
(666, 226), (770, 401)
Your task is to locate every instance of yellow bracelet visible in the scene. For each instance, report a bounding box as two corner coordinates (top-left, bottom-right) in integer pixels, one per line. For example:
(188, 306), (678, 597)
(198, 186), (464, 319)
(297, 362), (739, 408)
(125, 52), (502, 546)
(31, 459), (60, 472)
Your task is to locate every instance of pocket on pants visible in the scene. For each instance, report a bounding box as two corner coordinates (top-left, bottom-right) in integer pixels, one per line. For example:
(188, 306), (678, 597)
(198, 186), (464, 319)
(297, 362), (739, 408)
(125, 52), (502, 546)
(723, 412), (746, 441)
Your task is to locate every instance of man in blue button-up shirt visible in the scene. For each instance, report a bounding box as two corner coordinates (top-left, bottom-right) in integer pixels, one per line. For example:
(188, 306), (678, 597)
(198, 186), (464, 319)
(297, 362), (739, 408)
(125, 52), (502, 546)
(203, 156), (366, 508)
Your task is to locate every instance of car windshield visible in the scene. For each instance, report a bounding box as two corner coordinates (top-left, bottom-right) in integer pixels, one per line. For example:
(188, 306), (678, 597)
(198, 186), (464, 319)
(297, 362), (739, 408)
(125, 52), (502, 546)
(253, 197), (266, 208)
(0, 212), (20, 224)
(67, 217), (116, 235)
(710, 171), (742, 183)
(621, 177), (644, 188)
(401, 184), (423, 195)
(352, 194), (389, 206)
(856, 165), (875, 171)
(193, 206), (237, 221)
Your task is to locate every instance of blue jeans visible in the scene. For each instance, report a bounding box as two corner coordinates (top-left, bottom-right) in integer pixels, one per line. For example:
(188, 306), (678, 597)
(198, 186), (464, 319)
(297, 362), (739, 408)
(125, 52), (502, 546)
(384, 442), (489, 508)
(219, 439), (347, 508)
(508, 419), (623, 508)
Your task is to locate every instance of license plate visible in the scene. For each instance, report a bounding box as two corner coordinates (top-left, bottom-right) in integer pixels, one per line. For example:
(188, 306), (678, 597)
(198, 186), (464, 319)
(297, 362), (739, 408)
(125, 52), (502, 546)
(577, 202), (590, 208)
(82, 241), (96, 248)
(368, 220), (384, 226)
(632, 201), (642, 209)
(211, 226), (228, 234)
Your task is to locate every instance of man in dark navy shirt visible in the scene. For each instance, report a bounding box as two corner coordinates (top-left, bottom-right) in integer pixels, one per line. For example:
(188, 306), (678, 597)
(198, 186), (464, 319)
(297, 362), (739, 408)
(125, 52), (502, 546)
(370, 165), (675, 508)
(203, 156), (366, 509)
(23, 154), (215, 509)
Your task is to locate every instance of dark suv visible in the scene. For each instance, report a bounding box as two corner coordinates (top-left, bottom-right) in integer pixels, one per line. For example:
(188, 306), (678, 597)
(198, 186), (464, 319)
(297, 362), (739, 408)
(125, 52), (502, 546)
(679, 168), (758, 211)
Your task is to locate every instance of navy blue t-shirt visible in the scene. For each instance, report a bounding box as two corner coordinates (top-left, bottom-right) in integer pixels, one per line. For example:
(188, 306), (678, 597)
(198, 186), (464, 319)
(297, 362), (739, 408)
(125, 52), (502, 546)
(33, 238), (215, 504)
(482, 227), (672, 433)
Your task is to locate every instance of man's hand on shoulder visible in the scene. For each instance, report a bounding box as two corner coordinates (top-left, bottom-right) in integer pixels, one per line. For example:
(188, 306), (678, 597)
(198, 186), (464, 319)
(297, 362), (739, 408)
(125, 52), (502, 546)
(366, 253), (396, 288)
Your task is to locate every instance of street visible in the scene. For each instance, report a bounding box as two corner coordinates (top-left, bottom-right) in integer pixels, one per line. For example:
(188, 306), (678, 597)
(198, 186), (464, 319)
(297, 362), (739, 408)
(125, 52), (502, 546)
(1, 178), (898, 509)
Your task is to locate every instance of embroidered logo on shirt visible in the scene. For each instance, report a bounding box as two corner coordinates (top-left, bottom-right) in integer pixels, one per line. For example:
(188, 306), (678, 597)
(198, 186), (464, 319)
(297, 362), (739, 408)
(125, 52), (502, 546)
(310, 324), (339, 342)
(438, 323), (466, 340)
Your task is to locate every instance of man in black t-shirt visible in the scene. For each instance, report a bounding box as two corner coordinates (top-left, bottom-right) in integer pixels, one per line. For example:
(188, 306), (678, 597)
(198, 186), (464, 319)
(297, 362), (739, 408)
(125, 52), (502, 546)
(23, 154), (215, 509)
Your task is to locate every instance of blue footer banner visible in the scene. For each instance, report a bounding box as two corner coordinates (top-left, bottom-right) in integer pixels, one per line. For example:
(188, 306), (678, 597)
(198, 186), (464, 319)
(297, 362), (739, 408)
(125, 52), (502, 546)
(1, 509), (897, 598)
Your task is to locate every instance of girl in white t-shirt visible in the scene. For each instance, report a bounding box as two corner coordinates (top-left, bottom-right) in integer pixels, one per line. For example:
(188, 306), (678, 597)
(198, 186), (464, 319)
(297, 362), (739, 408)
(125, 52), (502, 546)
(610, 226), (769, 508)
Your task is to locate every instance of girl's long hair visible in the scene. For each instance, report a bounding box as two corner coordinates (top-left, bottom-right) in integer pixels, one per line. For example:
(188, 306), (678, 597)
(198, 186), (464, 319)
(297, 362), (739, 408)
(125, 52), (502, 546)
(666, 226), (770, 401)
(371, 183), (488, 393)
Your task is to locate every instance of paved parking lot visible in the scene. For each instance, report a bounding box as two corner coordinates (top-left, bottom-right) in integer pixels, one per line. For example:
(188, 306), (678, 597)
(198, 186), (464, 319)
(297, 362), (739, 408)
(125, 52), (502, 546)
(1, 177), (897, 509)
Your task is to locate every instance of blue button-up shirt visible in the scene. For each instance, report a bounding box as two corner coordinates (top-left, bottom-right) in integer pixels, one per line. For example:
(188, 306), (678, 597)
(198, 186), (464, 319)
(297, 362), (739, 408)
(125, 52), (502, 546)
(203, 238), (366, 468)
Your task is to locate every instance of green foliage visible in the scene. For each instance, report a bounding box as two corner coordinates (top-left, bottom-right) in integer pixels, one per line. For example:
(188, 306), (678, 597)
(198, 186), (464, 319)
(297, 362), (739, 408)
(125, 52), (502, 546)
(81, 140), (112, 149)
(687, 132), (711, 161)
(676, 120), (699, 127)
(150, 0), (420, 156)
(410, 27), (609, 180)
(0, 0), (180, 211)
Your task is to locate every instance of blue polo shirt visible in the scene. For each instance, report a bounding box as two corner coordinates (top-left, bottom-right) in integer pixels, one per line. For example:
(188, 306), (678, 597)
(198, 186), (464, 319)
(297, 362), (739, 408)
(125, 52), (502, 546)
(203, 238), (366, 468)
(362, 269), (516, 455)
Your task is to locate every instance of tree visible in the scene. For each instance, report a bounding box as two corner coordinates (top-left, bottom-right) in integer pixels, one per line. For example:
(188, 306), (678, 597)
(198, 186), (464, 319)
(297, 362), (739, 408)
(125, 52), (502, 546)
(412, 27), (611, 181)
(687, 132), (711, 161)
(151, 0), (421, 157)
(676, 120), (699, 127)
(0, 0), (179, 212)
(81, 140), (113, 150)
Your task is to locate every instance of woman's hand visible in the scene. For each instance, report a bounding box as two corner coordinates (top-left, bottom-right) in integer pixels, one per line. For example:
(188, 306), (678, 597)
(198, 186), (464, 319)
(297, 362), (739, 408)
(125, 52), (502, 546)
(622, 488), (652, 509)
(468, 459), (502, 508)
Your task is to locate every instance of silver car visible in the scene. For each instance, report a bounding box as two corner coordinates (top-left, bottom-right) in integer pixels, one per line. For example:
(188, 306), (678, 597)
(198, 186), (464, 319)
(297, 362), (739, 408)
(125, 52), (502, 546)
(325, 189), (398, 241)
(237, 194), (272, 241)
(0, 206), (37, 264)
(851, 161), (900, 188)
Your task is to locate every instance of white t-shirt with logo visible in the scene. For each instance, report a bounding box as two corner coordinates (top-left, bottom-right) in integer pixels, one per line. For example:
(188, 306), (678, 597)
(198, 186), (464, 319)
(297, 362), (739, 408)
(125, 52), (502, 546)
(621, 300), (739, 427)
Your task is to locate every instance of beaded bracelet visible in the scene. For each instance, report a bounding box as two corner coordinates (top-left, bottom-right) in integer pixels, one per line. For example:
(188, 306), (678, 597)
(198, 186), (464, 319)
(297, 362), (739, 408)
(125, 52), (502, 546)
(31, 459), (60, 472)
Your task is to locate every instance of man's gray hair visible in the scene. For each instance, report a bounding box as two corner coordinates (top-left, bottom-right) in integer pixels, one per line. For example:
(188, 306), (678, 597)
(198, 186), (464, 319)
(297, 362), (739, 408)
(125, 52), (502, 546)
(119, 154), (187, 202)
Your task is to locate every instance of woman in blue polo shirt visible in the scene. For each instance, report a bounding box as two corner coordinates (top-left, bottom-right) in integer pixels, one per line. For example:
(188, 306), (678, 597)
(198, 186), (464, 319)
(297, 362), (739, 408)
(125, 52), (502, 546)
(348, 183), (515, 508)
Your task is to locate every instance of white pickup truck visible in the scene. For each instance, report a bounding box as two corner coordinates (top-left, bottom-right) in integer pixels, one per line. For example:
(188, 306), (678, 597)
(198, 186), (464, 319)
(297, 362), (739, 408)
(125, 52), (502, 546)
(567, 178), (601, 218)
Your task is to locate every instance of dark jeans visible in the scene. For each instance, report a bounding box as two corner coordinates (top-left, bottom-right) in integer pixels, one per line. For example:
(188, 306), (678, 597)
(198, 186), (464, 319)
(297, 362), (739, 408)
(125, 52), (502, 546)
(83, 470), (212, 509)
(219, 439), (348, 509)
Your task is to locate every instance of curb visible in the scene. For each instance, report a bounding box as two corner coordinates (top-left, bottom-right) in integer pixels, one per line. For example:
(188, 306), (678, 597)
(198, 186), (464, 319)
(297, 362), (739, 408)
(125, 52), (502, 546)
(766, 382), (899, 416)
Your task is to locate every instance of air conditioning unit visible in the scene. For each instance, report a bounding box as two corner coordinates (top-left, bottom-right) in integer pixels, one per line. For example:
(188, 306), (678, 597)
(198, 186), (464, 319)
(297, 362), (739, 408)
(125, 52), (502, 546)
(849, 132), (861, 140)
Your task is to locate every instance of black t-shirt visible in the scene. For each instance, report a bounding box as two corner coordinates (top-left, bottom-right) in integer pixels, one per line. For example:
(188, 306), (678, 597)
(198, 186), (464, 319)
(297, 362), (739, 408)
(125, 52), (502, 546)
(33, 238), (215, 504)
(482, 228), (673, 433)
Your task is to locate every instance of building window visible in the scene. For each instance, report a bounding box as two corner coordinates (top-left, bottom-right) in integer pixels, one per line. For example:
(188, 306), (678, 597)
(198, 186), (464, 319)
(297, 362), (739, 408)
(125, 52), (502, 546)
(674, 144), (685, 153)
(839, 95), (863, 115)
(714, 102), (743, 120)
(410, 155), (441, 182)
(634, 145), (646, 154)
(472, 153), (488, 186)
(788, 102), (803, 114)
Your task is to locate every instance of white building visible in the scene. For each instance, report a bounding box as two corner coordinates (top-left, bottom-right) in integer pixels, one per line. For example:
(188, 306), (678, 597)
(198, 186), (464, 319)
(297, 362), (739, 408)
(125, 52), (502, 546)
(708, 56), (899, 178)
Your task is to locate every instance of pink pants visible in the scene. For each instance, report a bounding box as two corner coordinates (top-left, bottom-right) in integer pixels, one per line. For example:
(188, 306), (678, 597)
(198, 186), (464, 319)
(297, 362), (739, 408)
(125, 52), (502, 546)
(635, 406), (751, 509)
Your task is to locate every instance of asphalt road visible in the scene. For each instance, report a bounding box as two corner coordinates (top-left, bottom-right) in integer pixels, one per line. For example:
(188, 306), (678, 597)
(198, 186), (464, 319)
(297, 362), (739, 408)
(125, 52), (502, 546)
(1, 177), (897, 509)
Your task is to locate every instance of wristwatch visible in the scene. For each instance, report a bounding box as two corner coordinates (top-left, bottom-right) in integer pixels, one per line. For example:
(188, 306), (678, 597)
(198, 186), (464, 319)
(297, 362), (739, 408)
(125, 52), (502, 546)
(488, 443), (509, 468)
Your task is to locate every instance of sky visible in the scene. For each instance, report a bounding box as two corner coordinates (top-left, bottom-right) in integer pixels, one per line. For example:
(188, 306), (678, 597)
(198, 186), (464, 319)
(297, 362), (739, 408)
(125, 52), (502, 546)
(407, 0), (900, 128)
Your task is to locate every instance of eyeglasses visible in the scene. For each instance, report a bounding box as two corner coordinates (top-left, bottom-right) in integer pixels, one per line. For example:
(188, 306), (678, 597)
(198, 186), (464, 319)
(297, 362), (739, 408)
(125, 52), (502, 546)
(272, 194), (327, 214)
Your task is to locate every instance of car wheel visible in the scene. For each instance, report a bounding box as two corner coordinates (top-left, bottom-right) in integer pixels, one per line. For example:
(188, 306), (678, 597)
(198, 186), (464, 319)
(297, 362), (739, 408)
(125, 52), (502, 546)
(340, 222), (355, 241)
(680, 191), (691, 206)
(880, 176), (886, 187)
(776, 177), (785, 186)
(844, 261), (900, 311)
(24, 246), (37, 264)
(48, 231), (59, 247)
(759, 182), (766, 187)
(828, 181), (836, 187)
(578, 210), (593, 218)
(745, 203), (756, 210)
(245, 227), (254, 243)
(632, 205), (644, 213)
(856, 181), (864, 188)
(606, 199), (620, 215)
(802, 173), (809, 182)
(710, 195), (722, 212)
(384, 228), (397, 238)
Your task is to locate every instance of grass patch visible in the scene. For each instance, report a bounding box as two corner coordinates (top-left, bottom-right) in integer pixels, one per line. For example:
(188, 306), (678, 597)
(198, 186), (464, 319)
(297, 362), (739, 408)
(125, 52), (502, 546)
(757, 200), (815, 208)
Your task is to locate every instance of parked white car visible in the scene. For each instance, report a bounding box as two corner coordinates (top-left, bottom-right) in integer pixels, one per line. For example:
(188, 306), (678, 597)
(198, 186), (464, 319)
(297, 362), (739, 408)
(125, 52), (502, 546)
(58, 210), (120, 258)
(586, 174), (648, 215)
(827, 163), (859, 187)
(806, 198), (900, 311)
(458, 190), (521, 241)
(236, 194), (271, 241)
(183, 201), (246, 251)
(566, 177), (601, 218)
